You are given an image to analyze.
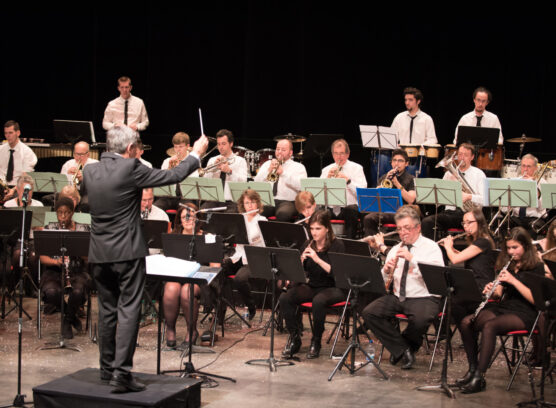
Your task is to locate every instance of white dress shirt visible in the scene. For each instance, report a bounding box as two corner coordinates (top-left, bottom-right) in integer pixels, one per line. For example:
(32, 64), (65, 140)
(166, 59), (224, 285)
(231, 213), (267, 264)
(391, 110), (437, 145)
(382, 234), (444, 298)
(0, 140), (38, 184)
(60, 158), (99, 184)
(453, 110), (503, 144)
(443, 165), (486, 211)
(320, 160), (367, 206)
(204, 154), (248, 201)
(4, 198), (43, 207)
(102, 94), (149, 131)
(139, 158), (153, 168)
(254, 158), (307, 201)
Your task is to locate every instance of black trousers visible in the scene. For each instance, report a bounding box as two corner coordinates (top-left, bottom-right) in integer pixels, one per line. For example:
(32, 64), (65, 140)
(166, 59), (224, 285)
(279, 283), (345, 340)
(363, 212), (396, 236)
(421, 209), (464, 240)
(327, 205), (360, 239)
(262, 200), (297, 222)
(41, 267), (90, 319)
(362, 294), (440, 359)
(92, 258), (145, 376)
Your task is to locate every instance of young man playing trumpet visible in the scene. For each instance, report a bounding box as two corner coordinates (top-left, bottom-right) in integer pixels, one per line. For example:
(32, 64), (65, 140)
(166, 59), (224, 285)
(319, 139), (367, 238)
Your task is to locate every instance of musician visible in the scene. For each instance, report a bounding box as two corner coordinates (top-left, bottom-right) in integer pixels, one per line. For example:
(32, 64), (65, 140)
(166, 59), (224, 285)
(457, 227), (544, 393)
(537, 218), (556, 278)
(59, 185), (81, 211)
(83, 126), (207, 392)
(363, 149), (416, 236)
(280, 210), (345, 359)
(3, 174), (43, 208)
(421, 143), (486, 239)
(0, 121), (38, 186)
(102, 76), (149, 132)
(361, 205), (444, 370)
(136, 140), (152, 168)
(254, 138), (307, 222)
(200, 129), (248, 212)
(223, 189), (267, 320)
(61, 141), (98, 185)
(39, 197), (91, 339)
(440, 208), (495, 326)
(140, 188), (169, 222)
(319, 139), (367, 239)
(391, 87), (438, 145)
(453, 86), (503, 144)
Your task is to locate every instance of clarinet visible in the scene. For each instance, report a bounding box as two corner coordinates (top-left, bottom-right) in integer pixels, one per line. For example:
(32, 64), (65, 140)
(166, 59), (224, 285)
(471, 255), (514, 322)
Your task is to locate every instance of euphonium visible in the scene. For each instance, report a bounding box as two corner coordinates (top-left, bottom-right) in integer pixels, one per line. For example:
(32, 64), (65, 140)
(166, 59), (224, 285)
(436, 151), (477, 212)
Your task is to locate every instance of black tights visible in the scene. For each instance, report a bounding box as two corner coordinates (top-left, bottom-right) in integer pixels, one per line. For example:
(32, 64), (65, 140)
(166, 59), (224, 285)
(459, 310), (526, 373)
(163, 282), (200, 342)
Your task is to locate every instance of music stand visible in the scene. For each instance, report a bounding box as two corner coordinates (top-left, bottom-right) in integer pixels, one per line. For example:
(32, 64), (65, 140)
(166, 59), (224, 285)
(228, 182), (275, 207)
(9, 206), (49, 229)
(152, 185), (175, 197)
(356, 187), (402, 232)
(415, 178), (463, 241)
(203, 213), (249, 245)
(540, 184), (556, 233)
(337, 238), (373, 257)
(326, 253), (389, 381)
(456, 126), (500, 149)
(142, 220), (169, 249)
(360, 125), (398, 186)
(301, 178), (346, 208)
(302, 134), (344, 172)
(486, 178), (536, 237)
(28, 172), (68, 195)
(179, 177), (224, 208)
(244, 245), (305, 371)
(258, 220), (308, 250)
(53, 119), (96, 144)
(34, 230), (90, 352)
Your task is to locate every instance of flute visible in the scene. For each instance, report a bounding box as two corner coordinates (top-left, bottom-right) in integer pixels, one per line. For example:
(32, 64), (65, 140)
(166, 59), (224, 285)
(295, 215), (311, 224)
(471, 255), (514, 322)
(541, 246), (556, 257)
(436, 231), (467, 243)
(360, 230), (398, 242)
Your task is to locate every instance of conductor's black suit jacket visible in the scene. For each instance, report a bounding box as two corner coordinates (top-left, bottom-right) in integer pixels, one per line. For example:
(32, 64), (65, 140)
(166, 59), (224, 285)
(83, 152), (199, 264)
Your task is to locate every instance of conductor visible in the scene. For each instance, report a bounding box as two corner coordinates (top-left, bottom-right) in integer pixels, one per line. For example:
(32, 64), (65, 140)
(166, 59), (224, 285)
(83, 126), (208, 392)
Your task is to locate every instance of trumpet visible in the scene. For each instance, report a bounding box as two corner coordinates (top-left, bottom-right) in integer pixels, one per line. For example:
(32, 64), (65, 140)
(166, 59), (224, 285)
(72, 162), (83, 186)
(330, 165), (343, 178)
(380, 170), (399, 188)
(266, 159), (284, 183)
(198, 156), (235, 177)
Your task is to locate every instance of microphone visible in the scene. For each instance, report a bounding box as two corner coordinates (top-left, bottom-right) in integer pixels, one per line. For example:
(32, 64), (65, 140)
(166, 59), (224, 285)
(21, 184), (32, 205)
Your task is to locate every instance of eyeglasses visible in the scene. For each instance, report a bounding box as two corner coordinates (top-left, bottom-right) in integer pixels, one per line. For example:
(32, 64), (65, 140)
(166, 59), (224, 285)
(461, 221), (477, 227)
(74, 152), (89, 156)
(391, 159), (406, 163)
(396, 224), (417, 233)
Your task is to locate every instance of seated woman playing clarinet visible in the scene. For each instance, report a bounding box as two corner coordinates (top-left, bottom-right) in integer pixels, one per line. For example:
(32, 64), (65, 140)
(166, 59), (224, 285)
(280, 209), (345, 359)
(440, 208), (495, 325)
(457, 227), (544, 394)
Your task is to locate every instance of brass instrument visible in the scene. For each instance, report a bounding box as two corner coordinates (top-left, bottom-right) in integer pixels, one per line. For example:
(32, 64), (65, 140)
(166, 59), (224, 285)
(331, 165), (343, 178)
(530, 162), (553, 234)
(436, 151), (477, 212)
(471, 256), (514, 322)
(266, 159), (284, 183)
(168, 151), (186, 169)
(141, 208), (150, 220)
(380, 171), (399, 188)
(72, 162), (83, 187)
(198, 156), (235, 177)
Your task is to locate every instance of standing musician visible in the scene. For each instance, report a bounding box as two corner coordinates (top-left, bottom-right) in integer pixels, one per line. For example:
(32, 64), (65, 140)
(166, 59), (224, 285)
(39, 197), (91, 339)
(280, 210), (345, 359)
(453, 86), (503, 145)
(254, 138), (307, 222)
(361, 205), (444, 370)
(391, 87), (438, 146)
(439, 208), (495, 326)
(200, 129), (248, 212)
(102, 76), (149, 132)
(83, 126), (207, 392)
(363, 149), (416, 236)
(421, 143), (486, 240)
(319, 139), (367, 239)
(457, 227), (544, 393)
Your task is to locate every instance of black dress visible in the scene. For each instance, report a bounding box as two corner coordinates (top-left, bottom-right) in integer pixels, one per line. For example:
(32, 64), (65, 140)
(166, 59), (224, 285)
(464, 237), (495, 291)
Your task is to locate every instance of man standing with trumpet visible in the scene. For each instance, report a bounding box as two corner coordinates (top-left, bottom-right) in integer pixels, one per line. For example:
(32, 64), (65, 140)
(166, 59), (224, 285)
(200, 129), (248, 212)
(319, 139), (367, 238)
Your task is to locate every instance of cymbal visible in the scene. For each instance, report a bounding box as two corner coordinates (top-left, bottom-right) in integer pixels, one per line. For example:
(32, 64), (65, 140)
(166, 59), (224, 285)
(273, 133), (307, 143)
(506, 136), (542, 143)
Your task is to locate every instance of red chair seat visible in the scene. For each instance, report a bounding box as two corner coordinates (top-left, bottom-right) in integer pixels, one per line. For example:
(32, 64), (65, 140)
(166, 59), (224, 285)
(330, 220), (345, 225)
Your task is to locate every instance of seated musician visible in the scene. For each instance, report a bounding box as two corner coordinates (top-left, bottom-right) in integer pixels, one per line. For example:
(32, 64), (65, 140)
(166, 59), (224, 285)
(3, 174), (43, 208)
(280, 209), (345, 359)
(363, 149), (416, 236)
(39, 197), (91, 339)
(537, 218), (556, 279)
(439, 208), (495, 327)
(136, 140), (153, 168)
(294, 191), (317, 224)
(319, 139), (367, 239)
(140, 188), (169, 222)
(200, 129), (248, 212)
(61, 141), (98, 186)
(222, 189), (267, 320)
(421, 143), (486, 240)
(361, 205), (444, 370)
(59, 185), (81, 212)
(254, 138), (307, 222)
(457, 227), (544, 393)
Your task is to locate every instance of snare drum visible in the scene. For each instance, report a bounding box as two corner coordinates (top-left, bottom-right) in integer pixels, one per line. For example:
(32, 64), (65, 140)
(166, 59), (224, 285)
(424, 144), (441, 159)
(501, 159), (520, 178)
(255, 148), (275, 170)
(400, 144), (419, 158)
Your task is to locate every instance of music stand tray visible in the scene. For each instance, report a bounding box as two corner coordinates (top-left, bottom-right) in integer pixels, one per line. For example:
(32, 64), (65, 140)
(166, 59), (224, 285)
(540, 184), (556, 210)
(356, 187), (402, 213)
(360, 125), (397, 150)
(228, 182), (275, 207)
(53, 119), (96, 144)
(336, 238), (372, 257)
(7, 207), (47, 229)
(258, 220), (308, 249)
(301, 178), (346, 207)
(152, 185), (175, 197)
(203, 213), (249, 245)
(179, 177), (225, 204)
(142, 220), (169, 249)
(456, 126), (500, 149)
(28, 172), (69, 194)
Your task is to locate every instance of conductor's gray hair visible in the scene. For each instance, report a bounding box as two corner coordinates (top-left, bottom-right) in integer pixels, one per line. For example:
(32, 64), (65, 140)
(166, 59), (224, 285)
(106, 125), (139, 154)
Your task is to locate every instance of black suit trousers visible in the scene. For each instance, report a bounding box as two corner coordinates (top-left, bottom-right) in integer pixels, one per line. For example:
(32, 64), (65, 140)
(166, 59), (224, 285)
(92, 258), (145, 376)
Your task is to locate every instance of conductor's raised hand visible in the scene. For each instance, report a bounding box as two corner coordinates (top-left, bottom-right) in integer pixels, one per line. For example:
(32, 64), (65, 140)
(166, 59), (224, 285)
(192, 135), (209, 157)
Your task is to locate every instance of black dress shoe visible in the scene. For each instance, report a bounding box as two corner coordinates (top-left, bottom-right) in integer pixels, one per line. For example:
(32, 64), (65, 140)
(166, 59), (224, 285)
(461, 371), (486, 394)
(390, 352), (403, 366)
(248, 304), (257, 321)
(62, 320), (73, 339)
(100, 369), (113, 382)
(70, 315), (83, 332)
(166, 339), (177, 348)
(306, 338), (321, 359)
(109, 373), (146, 393)
(282, 332), (302, 357)
(400, 348), (415, 370)
(455, 367), (476, 387)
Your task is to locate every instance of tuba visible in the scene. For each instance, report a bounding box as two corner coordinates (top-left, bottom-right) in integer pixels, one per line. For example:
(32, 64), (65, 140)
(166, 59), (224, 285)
(436, 151), (477, 212)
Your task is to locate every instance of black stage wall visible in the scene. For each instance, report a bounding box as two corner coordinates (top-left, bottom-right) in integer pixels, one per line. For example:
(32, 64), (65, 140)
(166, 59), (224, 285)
(2, 8), (555, 172)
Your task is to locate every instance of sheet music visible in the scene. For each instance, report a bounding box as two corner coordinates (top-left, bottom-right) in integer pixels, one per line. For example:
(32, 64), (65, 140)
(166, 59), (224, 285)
(146, 254), (218, 284)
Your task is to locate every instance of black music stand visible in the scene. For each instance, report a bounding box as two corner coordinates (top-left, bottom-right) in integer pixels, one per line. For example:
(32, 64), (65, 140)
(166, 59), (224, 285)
(53, 119), (96, 144)
(258, 220), (308, 250)
(356, 187), (402, 232)
(0, 210), (33, 320)
(517, 271), (556, 408)
(337, 238), (373, 257)
(456, 126), (500, 149)
(415, 263), (477, 399)
(244, 245), (305, 371)
(203, 213), (249, 246)
(142, 220), (169, 249)
(34, 230), (89, 352)
(303, 134), (344, 172)
(326, 253), (388, 381)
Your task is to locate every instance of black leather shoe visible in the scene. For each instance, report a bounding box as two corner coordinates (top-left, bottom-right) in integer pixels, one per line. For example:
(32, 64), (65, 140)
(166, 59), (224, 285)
(390, 351), (404, 366)
(455, 366), (476, 387)
(166, 339), (177, 348)
(306, 338), (321, 359)
(248, 304), (257, 321)
(100, 369), (113, 382)
(461, 371), (486, 394)
(282, 332), (302, 357)
(70, 315), (83, 332)
(109, 373), (146, 393)
(400, 348), (415, 370)
(62, 319), (73, 339)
